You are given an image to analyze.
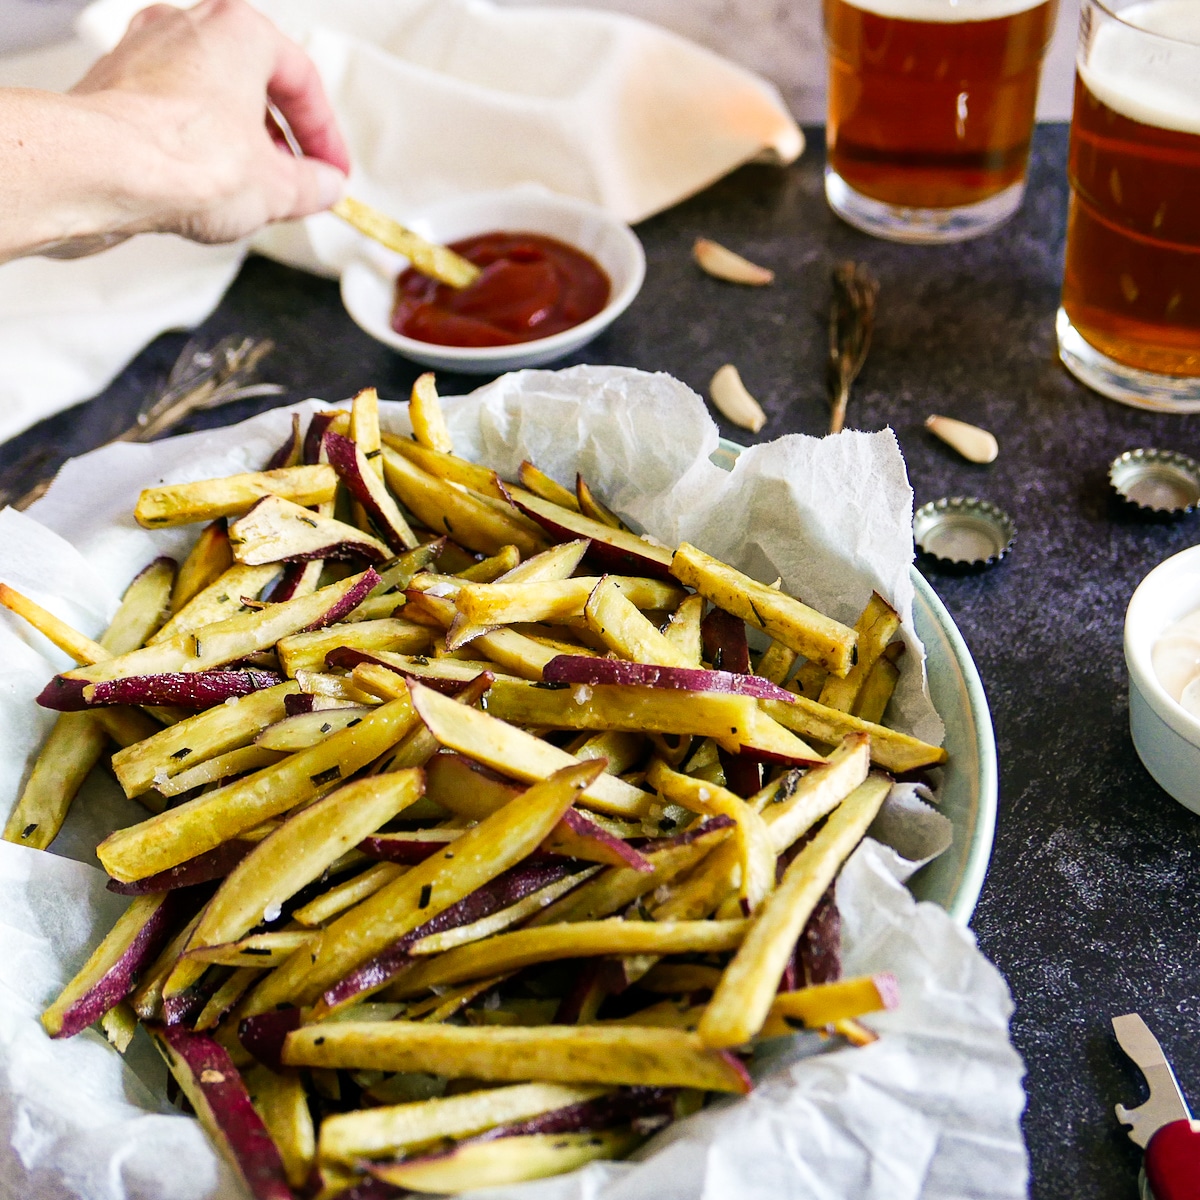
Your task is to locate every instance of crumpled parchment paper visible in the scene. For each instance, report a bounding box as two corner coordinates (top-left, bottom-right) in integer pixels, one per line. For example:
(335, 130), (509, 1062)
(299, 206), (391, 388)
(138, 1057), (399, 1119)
(0, 365), (1025, 1199)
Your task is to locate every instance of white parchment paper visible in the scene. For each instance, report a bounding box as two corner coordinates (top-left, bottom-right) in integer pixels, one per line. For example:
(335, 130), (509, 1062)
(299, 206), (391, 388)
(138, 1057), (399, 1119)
(0, 365), (1025, 1199)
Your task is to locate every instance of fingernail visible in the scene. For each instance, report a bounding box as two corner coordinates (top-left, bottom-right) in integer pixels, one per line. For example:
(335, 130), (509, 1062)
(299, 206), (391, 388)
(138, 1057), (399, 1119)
(313, 162), (347, 210)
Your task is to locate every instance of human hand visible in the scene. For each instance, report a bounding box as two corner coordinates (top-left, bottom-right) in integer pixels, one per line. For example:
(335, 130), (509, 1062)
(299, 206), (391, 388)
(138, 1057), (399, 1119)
(69, 0), (350, 245)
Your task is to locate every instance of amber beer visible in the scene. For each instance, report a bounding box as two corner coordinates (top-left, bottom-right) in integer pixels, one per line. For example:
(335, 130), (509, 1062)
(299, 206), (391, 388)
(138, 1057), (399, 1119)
(824, 0), (1057, 240)
(1058, 0), (1200, 404)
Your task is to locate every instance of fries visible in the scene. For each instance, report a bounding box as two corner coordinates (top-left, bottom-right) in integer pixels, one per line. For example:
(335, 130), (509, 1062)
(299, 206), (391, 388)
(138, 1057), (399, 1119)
(16, 399), (950, 1195)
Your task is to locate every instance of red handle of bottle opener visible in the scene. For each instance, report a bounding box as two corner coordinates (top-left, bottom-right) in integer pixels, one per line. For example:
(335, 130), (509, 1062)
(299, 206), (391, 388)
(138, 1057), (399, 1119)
(1145, 1119), (1200, 1200)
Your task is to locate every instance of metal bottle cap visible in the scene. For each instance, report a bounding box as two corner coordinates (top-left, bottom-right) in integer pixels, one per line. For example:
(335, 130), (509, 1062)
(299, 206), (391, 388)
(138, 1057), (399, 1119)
(913, 497), (1016, 571)
(1109, 449), (1200, 517)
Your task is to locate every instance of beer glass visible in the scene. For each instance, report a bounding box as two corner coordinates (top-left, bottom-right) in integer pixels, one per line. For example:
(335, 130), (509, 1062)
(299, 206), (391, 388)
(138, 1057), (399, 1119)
(1057, 0), (1200, 411)
(823, 0), (1059, 242)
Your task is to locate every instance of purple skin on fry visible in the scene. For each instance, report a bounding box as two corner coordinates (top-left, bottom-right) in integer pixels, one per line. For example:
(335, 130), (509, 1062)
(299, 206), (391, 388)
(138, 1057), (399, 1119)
(52, 893), (181, 1039)
(700, 606), (751, 675)
(237, 1007), (302, 1072)
(81, 669), (283, 711)
(296, 569), (381, 633)
(156, 1026), (293, 1200)
(302, 411), (340, 466)
(554, 808), (652, 873)
(540, 656), (795, 703)
(500, 482), (673, 580)
(475, 1086), (679, 1142)
(323, 432), (412, 553)
(319, 859), (587, 1011)
(269, 561), (312, 603)
(264, 425), (301, 472)
(106, 840), (256, 896)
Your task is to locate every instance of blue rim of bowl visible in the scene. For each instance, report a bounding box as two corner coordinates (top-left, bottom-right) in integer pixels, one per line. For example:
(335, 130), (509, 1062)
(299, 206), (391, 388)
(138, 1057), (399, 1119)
(712, 438), (998, 924)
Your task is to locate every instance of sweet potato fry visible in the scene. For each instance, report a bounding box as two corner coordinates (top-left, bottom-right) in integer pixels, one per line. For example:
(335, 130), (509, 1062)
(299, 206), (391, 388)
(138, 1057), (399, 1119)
(3, 712), (109, 848)
(662, 593), (704, 666)
(184, 930), (318, 967)
(390, 919), (747, 997)
(517, 461), (580, 510)
(172, 521), (233, 612)
(135, 464), (338, 527)
(409, 372), (454, 453)
(456, 576), (684, 628)
(818, 592), (901, 714)
(228, 496), (391, 565)
(758, 694), (947, 773)
(382, 447), (546, 558)
(291, 863), (404, 927)
(382, 433), (505, 499)
(98, 694), (420, 882)
(49, 570), (379, 700)
(584, 576), (691, 667)
(404, 871), (597, 956)
(367, 1128), (642, 1192)
(758, 973), (899, 1038)
(156, 745), (286, 797)
(319, 1082), (605, 1165)
(276, 617), (433, 676)
(243, 760), (605, 1014)
(285, 1021), (752, 1093)
(0, 583), (106, 664)
(853, 641), (904, 724)
(111, 680), (298, 798)
(152, 564), (282, 645)
(698, 774), (892, 1048)
(505, 488), (673, 579)
(409, 681), (652, 817)
(151, 1026), (294, 1200)
(163, 771), (425, 999)
(670, 542), (858, 677)
(245, 1065), (315, 1189)
(42, 892), (179, 1037)
(645, 759), (775, 911)
(324, 433), (419, 551)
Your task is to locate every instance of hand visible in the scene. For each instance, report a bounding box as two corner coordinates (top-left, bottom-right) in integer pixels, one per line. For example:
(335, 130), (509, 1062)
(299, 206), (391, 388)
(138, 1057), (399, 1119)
(72, 0), (350, 243)
(0, 0), (350, 262)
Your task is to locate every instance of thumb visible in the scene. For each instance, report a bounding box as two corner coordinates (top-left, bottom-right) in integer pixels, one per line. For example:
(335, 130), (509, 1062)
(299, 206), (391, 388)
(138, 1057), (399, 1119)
(280, 157), (346, 220)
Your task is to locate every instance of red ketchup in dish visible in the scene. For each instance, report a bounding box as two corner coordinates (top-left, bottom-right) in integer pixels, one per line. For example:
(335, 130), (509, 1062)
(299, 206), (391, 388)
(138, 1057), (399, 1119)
(392, 232), (610, 347)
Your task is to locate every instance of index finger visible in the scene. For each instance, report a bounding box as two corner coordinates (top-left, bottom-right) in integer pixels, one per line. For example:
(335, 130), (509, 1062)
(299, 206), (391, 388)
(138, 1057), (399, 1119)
(267, 30), (351, 174)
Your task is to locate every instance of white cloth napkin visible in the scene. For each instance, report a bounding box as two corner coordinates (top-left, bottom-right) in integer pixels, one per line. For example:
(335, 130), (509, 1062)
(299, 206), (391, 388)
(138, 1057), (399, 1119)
(0, 0), (802, 446)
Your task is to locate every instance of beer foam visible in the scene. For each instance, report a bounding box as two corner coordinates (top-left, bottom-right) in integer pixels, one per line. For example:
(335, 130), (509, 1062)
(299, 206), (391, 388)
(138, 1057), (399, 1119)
(837, 0), (1050, 22)
(1080, 0), (1200, 134)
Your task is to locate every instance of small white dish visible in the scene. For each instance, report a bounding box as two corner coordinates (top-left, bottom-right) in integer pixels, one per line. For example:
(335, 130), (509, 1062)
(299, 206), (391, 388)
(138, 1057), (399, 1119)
(1125, 544), (1200, 814)
(340, 186), (645, 374)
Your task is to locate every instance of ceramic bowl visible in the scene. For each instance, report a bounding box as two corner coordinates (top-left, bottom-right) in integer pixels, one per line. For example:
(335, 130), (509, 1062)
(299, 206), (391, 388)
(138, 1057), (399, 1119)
(1124, 544), (1200, 814)
(340, 186), (645, 374)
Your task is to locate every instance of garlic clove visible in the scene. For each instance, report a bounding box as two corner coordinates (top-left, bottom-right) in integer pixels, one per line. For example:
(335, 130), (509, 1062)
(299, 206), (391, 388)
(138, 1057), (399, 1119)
(710, 364), (766, 433)
(924, 414), (998, 464)
(693, 238), (775, 286)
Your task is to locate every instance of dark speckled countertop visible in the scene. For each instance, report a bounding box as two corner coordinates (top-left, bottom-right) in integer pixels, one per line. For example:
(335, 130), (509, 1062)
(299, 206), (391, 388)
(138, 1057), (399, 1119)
(3, 124), (1197, 1200)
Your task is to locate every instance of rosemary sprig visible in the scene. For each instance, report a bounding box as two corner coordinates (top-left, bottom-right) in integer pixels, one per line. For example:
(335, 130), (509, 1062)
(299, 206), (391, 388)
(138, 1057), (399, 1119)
(6, 335), (282, 510)
(827, 262), (879, 435)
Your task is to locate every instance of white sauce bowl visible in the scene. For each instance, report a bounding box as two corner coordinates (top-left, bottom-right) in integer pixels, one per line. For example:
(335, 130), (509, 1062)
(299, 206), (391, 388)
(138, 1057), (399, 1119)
(339, 186), (645, 374)
(1125, 543), (1200, 814)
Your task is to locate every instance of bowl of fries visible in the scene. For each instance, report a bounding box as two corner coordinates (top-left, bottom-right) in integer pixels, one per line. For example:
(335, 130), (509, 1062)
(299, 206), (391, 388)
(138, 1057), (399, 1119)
(0, 371), (1008, 1198)
(340, 186), (646, 373)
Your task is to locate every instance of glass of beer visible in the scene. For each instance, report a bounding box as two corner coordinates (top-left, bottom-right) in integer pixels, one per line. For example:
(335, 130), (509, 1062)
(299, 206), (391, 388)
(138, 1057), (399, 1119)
(1057, 0), (1200, 410)
(824, 0), (1059, 242)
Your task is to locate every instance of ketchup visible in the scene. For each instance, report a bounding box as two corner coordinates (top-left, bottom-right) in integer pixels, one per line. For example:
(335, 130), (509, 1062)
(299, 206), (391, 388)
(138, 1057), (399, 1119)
(392, 231), (611, 348)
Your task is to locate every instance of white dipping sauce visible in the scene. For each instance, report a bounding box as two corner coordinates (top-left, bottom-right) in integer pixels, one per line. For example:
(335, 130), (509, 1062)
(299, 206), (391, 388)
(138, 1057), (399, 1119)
(1153, 607), (1200, 718)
